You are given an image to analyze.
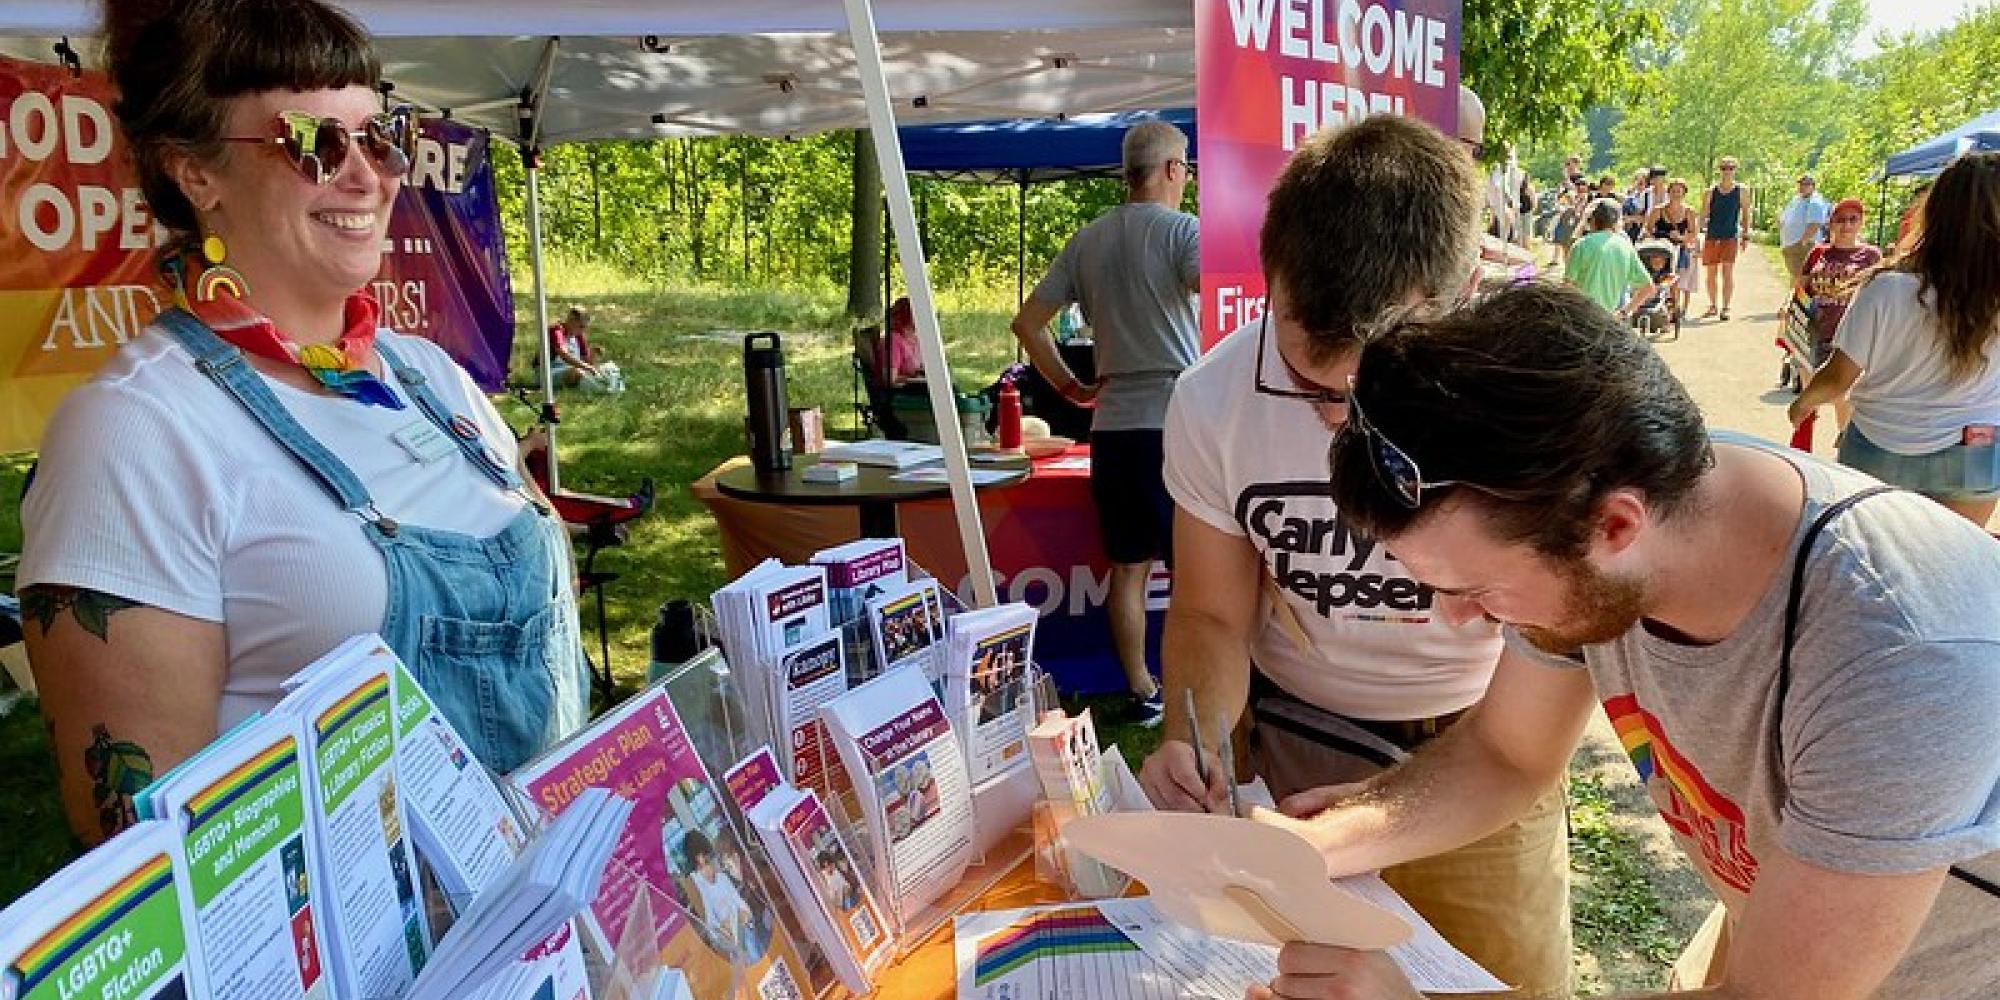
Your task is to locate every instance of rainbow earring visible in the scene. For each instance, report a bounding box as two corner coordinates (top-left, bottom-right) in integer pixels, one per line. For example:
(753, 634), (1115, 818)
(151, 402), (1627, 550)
(193, 232), (249, 302)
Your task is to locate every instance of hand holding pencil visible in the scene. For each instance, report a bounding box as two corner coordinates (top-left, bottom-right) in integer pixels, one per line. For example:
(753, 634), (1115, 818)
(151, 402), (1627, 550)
(1134, 689), (1233, 813)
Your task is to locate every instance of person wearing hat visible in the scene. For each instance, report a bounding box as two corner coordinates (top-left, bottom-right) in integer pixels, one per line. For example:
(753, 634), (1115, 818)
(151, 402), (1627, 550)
(1779, 173), (1832, 282)
(1785, 199), (1882, 423)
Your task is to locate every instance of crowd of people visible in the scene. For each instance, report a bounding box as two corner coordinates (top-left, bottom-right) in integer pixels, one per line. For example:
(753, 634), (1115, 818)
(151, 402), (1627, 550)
(11, 0), (1998, 998)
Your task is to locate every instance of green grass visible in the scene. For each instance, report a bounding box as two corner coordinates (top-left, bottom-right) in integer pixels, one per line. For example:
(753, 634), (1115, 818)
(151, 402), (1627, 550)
(504, 260), (1025, 678)
(1567, 772), (1682, 993)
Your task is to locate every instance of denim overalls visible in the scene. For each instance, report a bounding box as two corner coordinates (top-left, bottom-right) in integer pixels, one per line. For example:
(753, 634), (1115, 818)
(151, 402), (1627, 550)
(160, 309), (587, 772)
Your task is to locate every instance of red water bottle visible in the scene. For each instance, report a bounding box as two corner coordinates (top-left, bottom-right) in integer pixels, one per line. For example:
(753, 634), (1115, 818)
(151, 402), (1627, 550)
(998, 376), (1023, 450)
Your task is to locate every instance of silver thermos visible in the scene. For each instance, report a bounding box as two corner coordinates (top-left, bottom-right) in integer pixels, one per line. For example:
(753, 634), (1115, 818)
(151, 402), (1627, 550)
(744, 332), (792, 472)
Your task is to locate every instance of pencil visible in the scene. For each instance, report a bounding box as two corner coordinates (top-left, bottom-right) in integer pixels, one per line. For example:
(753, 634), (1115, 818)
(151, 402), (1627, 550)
(1183, 688), (1212, 811)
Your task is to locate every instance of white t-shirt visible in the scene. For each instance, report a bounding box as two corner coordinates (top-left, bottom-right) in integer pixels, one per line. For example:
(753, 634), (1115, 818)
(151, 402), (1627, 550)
(1777, 193), (1829, 246)
(1835, 271), (2000, 454)
(1161, 320), (1502, 721)
(20, 324), (530, 728)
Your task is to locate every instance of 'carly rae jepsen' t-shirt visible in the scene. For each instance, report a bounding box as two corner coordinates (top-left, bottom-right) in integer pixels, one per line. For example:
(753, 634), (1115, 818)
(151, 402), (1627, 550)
(1162, 319), (1501, 722)
(1508, 436), (2000, 998)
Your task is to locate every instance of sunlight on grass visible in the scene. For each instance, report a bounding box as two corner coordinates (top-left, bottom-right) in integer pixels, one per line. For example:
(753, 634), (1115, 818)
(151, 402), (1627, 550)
(504, 272), (1024, 686)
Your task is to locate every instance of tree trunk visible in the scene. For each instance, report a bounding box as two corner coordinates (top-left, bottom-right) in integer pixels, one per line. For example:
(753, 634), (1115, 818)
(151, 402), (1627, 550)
(844, 129), (884, 324)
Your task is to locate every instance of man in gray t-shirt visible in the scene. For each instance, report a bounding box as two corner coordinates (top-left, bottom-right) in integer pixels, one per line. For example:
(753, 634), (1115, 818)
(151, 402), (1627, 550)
(1010, 120), (1200, 724)
(1251, 283), (1998, 1000)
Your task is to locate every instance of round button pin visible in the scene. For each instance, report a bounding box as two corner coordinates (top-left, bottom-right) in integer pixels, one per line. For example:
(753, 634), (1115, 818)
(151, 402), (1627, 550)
(449, 415), (480, 440)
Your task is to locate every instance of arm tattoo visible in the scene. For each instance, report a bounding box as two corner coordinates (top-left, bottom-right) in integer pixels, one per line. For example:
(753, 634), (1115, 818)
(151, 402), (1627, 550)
(19, 585), (140, 642)
(84, 724), (154, 837)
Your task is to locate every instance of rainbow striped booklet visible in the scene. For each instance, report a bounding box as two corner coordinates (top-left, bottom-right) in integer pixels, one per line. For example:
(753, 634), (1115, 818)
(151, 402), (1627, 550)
(0, 820), (206, 1000)
(136, 710), (336, 1000)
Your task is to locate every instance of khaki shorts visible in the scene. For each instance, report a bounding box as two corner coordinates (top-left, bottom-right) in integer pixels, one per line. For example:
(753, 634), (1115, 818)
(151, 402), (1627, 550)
(1701, 237), (1741, 265)
(1249, 694), (1574, 999)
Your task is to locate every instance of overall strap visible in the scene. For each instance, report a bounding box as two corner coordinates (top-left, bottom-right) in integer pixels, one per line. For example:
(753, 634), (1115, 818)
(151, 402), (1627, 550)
(1776, 483), (1997, 900)
(372, 335), (519, 492)
(156, 308), (376, 515)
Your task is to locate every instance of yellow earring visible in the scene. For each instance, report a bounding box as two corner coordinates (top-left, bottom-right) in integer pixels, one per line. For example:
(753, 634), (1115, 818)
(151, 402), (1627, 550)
(194, 231), (248, 302)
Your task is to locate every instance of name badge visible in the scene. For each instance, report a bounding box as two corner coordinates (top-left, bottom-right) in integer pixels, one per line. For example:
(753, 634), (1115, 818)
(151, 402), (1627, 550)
(391, 420), (455, 466)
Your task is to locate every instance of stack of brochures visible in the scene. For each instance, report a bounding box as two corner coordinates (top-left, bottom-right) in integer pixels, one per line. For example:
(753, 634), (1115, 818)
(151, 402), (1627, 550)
(820, 439), (943, 469)
(713, 559), (834, 752)
(939, 602), (1039, 786)
(820, 665), (976, 926)
(135, 704), (349, 1000)
(409, 787), (631, 999)
(508, 683), (823, 1000)
(724, 748), (893, 994)
(0, 819), (208, 1000)
(2, 632), (631, 1000)
(811, 537), (909, 629)
(1027, 708), (1124, 898)
(864, 576), (948, 690)
(811, 537), (910, 682)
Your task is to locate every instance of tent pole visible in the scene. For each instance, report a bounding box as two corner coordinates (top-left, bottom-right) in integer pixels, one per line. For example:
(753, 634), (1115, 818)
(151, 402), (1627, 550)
(1016, 175), (1026, 362)
(1875, 177), (1889, 249)
(842, 0), (1000, 608)
(526, 155), (559, 496)
(521, 37), (562, 495)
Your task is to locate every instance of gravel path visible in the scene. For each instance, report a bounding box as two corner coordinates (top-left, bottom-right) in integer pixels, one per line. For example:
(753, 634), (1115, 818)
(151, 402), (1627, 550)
(1565, 243), (1799, 993)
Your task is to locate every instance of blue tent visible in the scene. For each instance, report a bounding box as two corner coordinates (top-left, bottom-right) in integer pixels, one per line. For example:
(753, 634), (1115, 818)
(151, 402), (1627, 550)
(892, 108), (1195, 302)
(1884, 108), (2000, 177)
(899, 107), (1196, 182)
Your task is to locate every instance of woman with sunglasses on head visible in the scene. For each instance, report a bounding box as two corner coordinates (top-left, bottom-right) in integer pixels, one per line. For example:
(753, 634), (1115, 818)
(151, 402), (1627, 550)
(1790, 153), (2000, 526)
(18, 0), (587, 846)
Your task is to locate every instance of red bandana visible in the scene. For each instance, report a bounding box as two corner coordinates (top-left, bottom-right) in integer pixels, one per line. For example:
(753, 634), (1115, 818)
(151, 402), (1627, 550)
(187, 286), (403, 409)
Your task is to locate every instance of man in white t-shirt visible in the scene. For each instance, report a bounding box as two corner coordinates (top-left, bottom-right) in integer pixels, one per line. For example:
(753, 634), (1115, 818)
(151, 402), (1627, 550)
(1778, 174), (1831, 282)
(1136, 116), (1572, 999)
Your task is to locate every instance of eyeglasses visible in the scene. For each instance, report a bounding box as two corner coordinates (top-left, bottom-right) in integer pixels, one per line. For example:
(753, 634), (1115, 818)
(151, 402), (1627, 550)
(1253, 311), (1346, 408)
(221, 106), (418, 185)
(1460, 138), (1485, 160)
(1166, 157), (1196, 178)
(1341, 375), (1529, 509)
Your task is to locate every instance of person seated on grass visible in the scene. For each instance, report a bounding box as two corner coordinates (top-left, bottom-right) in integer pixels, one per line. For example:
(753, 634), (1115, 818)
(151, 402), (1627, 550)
(545, 306), (623, 392)
(548, 306), (599, 382)
(1252, 282), (1999, 1000)
(18, 0), (587, 848)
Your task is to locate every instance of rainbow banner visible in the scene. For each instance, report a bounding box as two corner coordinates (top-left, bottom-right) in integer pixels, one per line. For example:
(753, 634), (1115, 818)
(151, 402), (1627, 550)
(0, 54), (513, 454)
(1195, 0), (1462, 347)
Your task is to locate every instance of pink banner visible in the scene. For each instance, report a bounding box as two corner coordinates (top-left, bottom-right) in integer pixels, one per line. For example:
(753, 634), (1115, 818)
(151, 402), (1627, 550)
(1197, 0), (1462, 346)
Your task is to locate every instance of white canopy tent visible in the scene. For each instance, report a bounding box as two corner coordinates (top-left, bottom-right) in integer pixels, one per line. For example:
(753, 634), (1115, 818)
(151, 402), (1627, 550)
(5, 0), (1197, 607)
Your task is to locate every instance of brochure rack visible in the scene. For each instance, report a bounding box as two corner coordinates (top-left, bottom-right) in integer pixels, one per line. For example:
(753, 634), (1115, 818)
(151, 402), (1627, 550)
(691, 565), (1048, 997)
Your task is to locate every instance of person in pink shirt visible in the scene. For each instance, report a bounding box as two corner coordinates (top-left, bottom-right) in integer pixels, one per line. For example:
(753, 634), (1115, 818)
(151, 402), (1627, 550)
(881, 297), (926, 386)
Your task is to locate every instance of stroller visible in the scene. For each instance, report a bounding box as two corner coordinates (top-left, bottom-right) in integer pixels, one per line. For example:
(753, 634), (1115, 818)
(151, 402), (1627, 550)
(1630, 238), (1682, 341)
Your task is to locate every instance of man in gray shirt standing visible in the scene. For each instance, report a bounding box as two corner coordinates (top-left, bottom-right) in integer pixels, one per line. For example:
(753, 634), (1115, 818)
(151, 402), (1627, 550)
(1010, 120), (1200, 725)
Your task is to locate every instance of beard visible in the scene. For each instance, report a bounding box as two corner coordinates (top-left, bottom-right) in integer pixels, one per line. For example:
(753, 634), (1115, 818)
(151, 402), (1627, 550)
(1515, 558), (1648, 656)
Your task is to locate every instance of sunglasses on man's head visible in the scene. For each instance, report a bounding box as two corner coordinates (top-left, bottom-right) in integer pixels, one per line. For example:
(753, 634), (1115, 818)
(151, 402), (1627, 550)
(1339, 375), (1529, 509)
(222, 106), (418, 185)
